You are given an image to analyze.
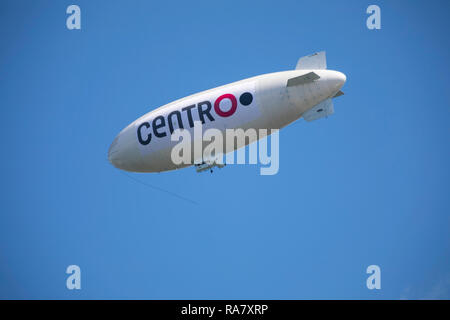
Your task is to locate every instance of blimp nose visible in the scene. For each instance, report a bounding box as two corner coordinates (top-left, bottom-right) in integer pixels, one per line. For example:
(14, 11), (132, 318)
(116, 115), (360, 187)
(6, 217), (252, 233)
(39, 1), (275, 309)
(108, 135), (121, 167)
(108, 125), (142, 171)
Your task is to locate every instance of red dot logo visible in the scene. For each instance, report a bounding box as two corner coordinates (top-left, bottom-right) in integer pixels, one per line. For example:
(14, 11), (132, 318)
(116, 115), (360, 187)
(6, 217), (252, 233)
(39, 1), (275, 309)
(214, 93), (237, 117)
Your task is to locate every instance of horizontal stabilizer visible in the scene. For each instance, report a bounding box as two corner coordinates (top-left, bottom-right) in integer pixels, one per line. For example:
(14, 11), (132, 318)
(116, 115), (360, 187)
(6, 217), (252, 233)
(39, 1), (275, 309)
(296, 51), (327, 70)
(333, 90), (344, 98)
(287, 72), (320, 87)
(303, 98), (334, 122)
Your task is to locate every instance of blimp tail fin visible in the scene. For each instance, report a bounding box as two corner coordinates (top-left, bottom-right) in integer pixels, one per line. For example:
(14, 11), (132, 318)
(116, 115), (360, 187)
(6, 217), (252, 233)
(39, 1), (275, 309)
(295, 51), (327, 70)
(333, 90), (344, 98)
(302, 98), (334, 122)
(287, 72), (320, 87)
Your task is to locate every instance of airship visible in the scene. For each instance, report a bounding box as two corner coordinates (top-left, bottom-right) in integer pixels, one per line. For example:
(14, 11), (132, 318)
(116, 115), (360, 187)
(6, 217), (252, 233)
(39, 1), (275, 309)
(108, 51), (346, 173)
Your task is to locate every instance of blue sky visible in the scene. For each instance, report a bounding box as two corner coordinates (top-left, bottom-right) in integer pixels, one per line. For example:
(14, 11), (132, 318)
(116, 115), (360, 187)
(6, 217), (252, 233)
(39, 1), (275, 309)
(0, 0), (449, 299)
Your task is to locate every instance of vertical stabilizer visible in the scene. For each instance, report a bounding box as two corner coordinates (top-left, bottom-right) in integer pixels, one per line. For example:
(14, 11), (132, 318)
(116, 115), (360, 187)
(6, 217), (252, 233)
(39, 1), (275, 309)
(302, 98), (334, 122)
(295, 51), (327, 70)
